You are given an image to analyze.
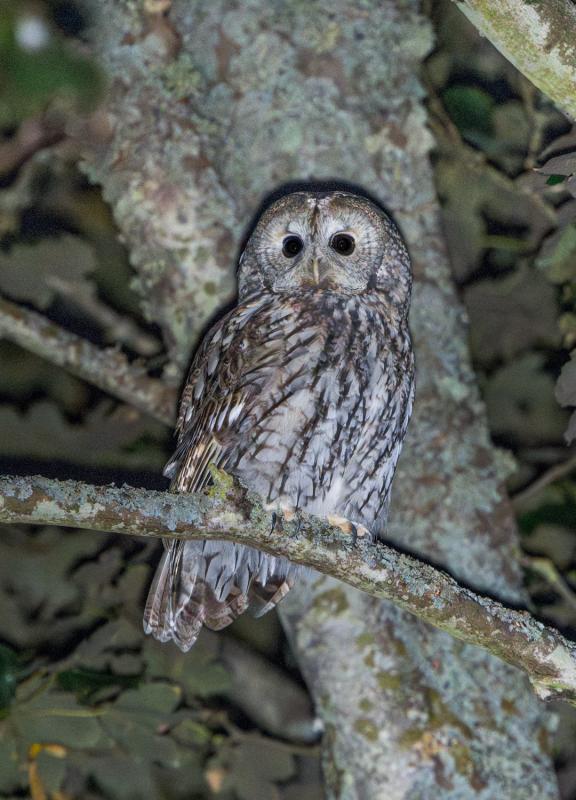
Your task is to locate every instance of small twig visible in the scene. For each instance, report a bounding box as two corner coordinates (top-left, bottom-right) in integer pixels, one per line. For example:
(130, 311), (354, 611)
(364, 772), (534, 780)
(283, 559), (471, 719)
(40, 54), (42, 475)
(49, 278), (161, 357)
(512, 452), (576, 510)
(2, 472), (576, 707)
(0, 296), (176, 426)
(521, 555), (576, 613)
(0, 117), (64, 176)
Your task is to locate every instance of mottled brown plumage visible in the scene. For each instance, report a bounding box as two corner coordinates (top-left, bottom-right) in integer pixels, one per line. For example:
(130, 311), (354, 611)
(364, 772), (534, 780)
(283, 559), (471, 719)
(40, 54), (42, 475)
(144, 190), (414, 651)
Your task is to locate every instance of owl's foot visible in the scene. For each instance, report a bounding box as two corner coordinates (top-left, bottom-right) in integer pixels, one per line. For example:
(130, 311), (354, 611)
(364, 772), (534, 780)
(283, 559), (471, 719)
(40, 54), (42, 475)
(327, 514), (370, 545)
(281, 507), (297, 523)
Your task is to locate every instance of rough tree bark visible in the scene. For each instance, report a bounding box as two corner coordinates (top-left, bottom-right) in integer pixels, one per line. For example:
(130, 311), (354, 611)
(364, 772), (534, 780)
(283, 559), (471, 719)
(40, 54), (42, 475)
(82, 1), (559, 797)
(452, 0), (576, 121)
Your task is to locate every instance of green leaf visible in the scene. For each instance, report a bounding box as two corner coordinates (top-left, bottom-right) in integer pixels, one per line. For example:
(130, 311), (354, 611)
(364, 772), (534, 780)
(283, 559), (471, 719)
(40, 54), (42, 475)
(36, 749), (67, 795)
(70, 619), (145, 675)
(221, 737), (296, 800)
(0, 645), (19, 712)
(113, 682), (182, 716)
(464, 266), (560, 364)
(143, 634), (231, 700)
(0, 527), (103, 648)
(484, 354), (569, 445)
(0, 734), (21, 793)
(0, 400), (166, 469)
(98, 683), (184, 771)
(442, 86), (494, 137)
(537, 223), (576, 283)
(13, 690), (107, 749)
(171, 718), (212, 747)
(57, 668), (139, 703)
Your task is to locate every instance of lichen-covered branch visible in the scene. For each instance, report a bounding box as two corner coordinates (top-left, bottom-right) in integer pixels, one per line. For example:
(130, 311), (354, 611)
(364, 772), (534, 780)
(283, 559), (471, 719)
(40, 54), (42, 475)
(0, 296), (176, 425)
(2, 471), (576, 707)
(452, 0), (576, 120)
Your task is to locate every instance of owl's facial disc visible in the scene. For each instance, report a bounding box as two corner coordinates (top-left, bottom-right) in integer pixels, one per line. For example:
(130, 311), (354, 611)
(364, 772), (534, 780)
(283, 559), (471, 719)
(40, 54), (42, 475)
(248, 193), (387, 293)
(238, 191), (411, 309)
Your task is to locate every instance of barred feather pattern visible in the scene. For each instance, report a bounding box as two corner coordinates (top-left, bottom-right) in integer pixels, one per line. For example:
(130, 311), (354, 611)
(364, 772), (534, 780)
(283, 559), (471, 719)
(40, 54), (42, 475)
(144, 191), (414, 651)
(144, 289), (413, 651)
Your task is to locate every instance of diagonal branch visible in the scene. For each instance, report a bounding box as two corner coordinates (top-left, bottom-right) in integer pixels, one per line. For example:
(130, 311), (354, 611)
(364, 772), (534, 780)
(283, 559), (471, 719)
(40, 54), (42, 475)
(0, 296), (176, 425)
(2, 471), (576, 707)
(453, 0), (576, 121)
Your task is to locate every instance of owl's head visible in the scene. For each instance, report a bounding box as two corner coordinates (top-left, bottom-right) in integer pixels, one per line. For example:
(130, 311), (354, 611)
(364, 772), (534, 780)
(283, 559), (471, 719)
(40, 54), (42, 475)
(238, 190), (411, 314)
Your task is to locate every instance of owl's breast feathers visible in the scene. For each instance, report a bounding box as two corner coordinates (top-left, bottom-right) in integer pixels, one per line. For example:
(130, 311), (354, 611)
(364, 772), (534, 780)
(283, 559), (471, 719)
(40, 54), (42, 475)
(145, 289), (413, 650)
(166, 289), (414, 531)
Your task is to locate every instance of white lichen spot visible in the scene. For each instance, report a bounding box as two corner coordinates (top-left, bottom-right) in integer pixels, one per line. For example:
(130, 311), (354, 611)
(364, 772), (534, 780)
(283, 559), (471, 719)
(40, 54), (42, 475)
(546, 643), (576, 686)
(34, 499), (69, 521)
(78, 501), (107, 518)
(436, 375), (469, 403)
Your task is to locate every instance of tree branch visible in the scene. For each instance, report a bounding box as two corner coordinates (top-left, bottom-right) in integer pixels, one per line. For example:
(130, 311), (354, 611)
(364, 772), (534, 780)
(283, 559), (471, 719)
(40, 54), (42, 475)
(0, 296), (176, 425)
(453, 0), (576, 120)
(2, 471), (576, 706)
(512, 451), (576, 510)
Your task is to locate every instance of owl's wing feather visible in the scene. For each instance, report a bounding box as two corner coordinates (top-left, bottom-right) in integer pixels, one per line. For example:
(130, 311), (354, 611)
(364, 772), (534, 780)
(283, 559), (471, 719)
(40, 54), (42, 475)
(164, 295), (280, 491)
(144, 296), (299, 651)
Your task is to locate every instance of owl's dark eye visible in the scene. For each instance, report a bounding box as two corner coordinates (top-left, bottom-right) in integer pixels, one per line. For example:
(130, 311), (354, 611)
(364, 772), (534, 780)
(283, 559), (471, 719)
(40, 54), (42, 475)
(282, 235), (303, 258)
(330, 233), (355, 256)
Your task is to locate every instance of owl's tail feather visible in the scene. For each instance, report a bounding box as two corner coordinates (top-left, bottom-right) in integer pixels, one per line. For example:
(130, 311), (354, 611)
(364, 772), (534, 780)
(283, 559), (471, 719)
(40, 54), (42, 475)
(143, 539), (298, 652)
(249, 577), (295, 619)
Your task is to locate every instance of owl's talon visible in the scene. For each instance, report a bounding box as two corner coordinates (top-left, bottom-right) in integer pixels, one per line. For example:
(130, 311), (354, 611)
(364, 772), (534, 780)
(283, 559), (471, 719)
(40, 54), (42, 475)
(350, 524), (358, 547)
(349, 524), (370, 546)
(327, 513), (351, 534)
(327, 514), (370, 545)
(355, 523), (370, 540)
(269, 511), (278, 536)
(264, 502), (297, 531)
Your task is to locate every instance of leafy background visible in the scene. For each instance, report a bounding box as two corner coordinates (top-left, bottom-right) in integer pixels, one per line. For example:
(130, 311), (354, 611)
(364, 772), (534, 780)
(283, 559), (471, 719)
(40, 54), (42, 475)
(1, 0), (576, 797)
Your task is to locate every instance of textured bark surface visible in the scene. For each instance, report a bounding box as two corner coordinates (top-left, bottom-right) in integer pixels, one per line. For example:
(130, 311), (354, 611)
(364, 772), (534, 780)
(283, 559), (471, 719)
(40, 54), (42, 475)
(453, 0), (576, 121)
(83, 1), (559, 797)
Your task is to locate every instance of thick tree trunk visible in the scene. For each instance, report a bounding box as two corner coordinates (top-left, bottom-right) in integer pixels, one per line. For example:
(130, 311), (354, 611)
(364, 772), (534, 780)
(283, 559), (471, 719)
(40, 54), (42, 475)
(84, 1), (559, 797)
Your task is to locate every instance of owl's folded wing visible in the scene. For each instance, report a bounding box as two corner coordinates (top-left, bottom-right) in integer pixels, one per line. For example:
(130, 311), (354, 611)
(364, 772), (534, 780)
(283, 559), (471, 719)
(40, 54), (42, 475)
(144, 294), (299, 650)
(164, 294), (283, 494)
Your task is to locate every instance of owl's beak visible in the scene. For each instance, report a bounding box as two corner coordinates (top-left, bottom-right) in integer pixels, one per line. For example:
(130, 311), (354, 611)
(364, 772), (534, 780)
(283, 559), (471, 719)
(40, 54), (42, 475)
(311, 257), (321, 284)
(302, 256), (332, 289)
(305, 256), (333, 287)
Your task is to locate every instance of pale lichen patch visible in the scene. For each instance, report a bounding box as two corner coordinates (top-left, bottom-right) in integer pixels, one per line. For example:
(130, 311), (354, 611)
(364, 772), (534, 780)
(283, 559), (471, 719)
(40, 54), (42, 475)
(77, 501), (107, 518)
(353, 717), (379, 742)
(33, 499), (72, 521)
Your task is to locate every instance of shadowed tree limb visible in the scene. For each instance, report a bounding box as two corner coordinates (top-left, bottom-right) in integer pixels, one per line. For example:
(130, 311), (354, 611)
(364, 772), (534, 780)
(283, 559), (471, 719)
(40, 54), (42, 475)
(452, 0), (576, 120)
(0, 296), (176, 425)
(2, 471), (576, 707)
(512, 451), (576, 510)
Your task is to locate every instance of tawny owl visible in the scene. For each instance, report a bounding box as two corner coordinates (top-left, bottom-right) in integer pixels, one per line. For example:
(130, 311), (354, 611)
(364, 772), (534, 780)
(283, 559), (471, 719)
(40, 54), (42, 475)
(144, 190), (414, 651)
